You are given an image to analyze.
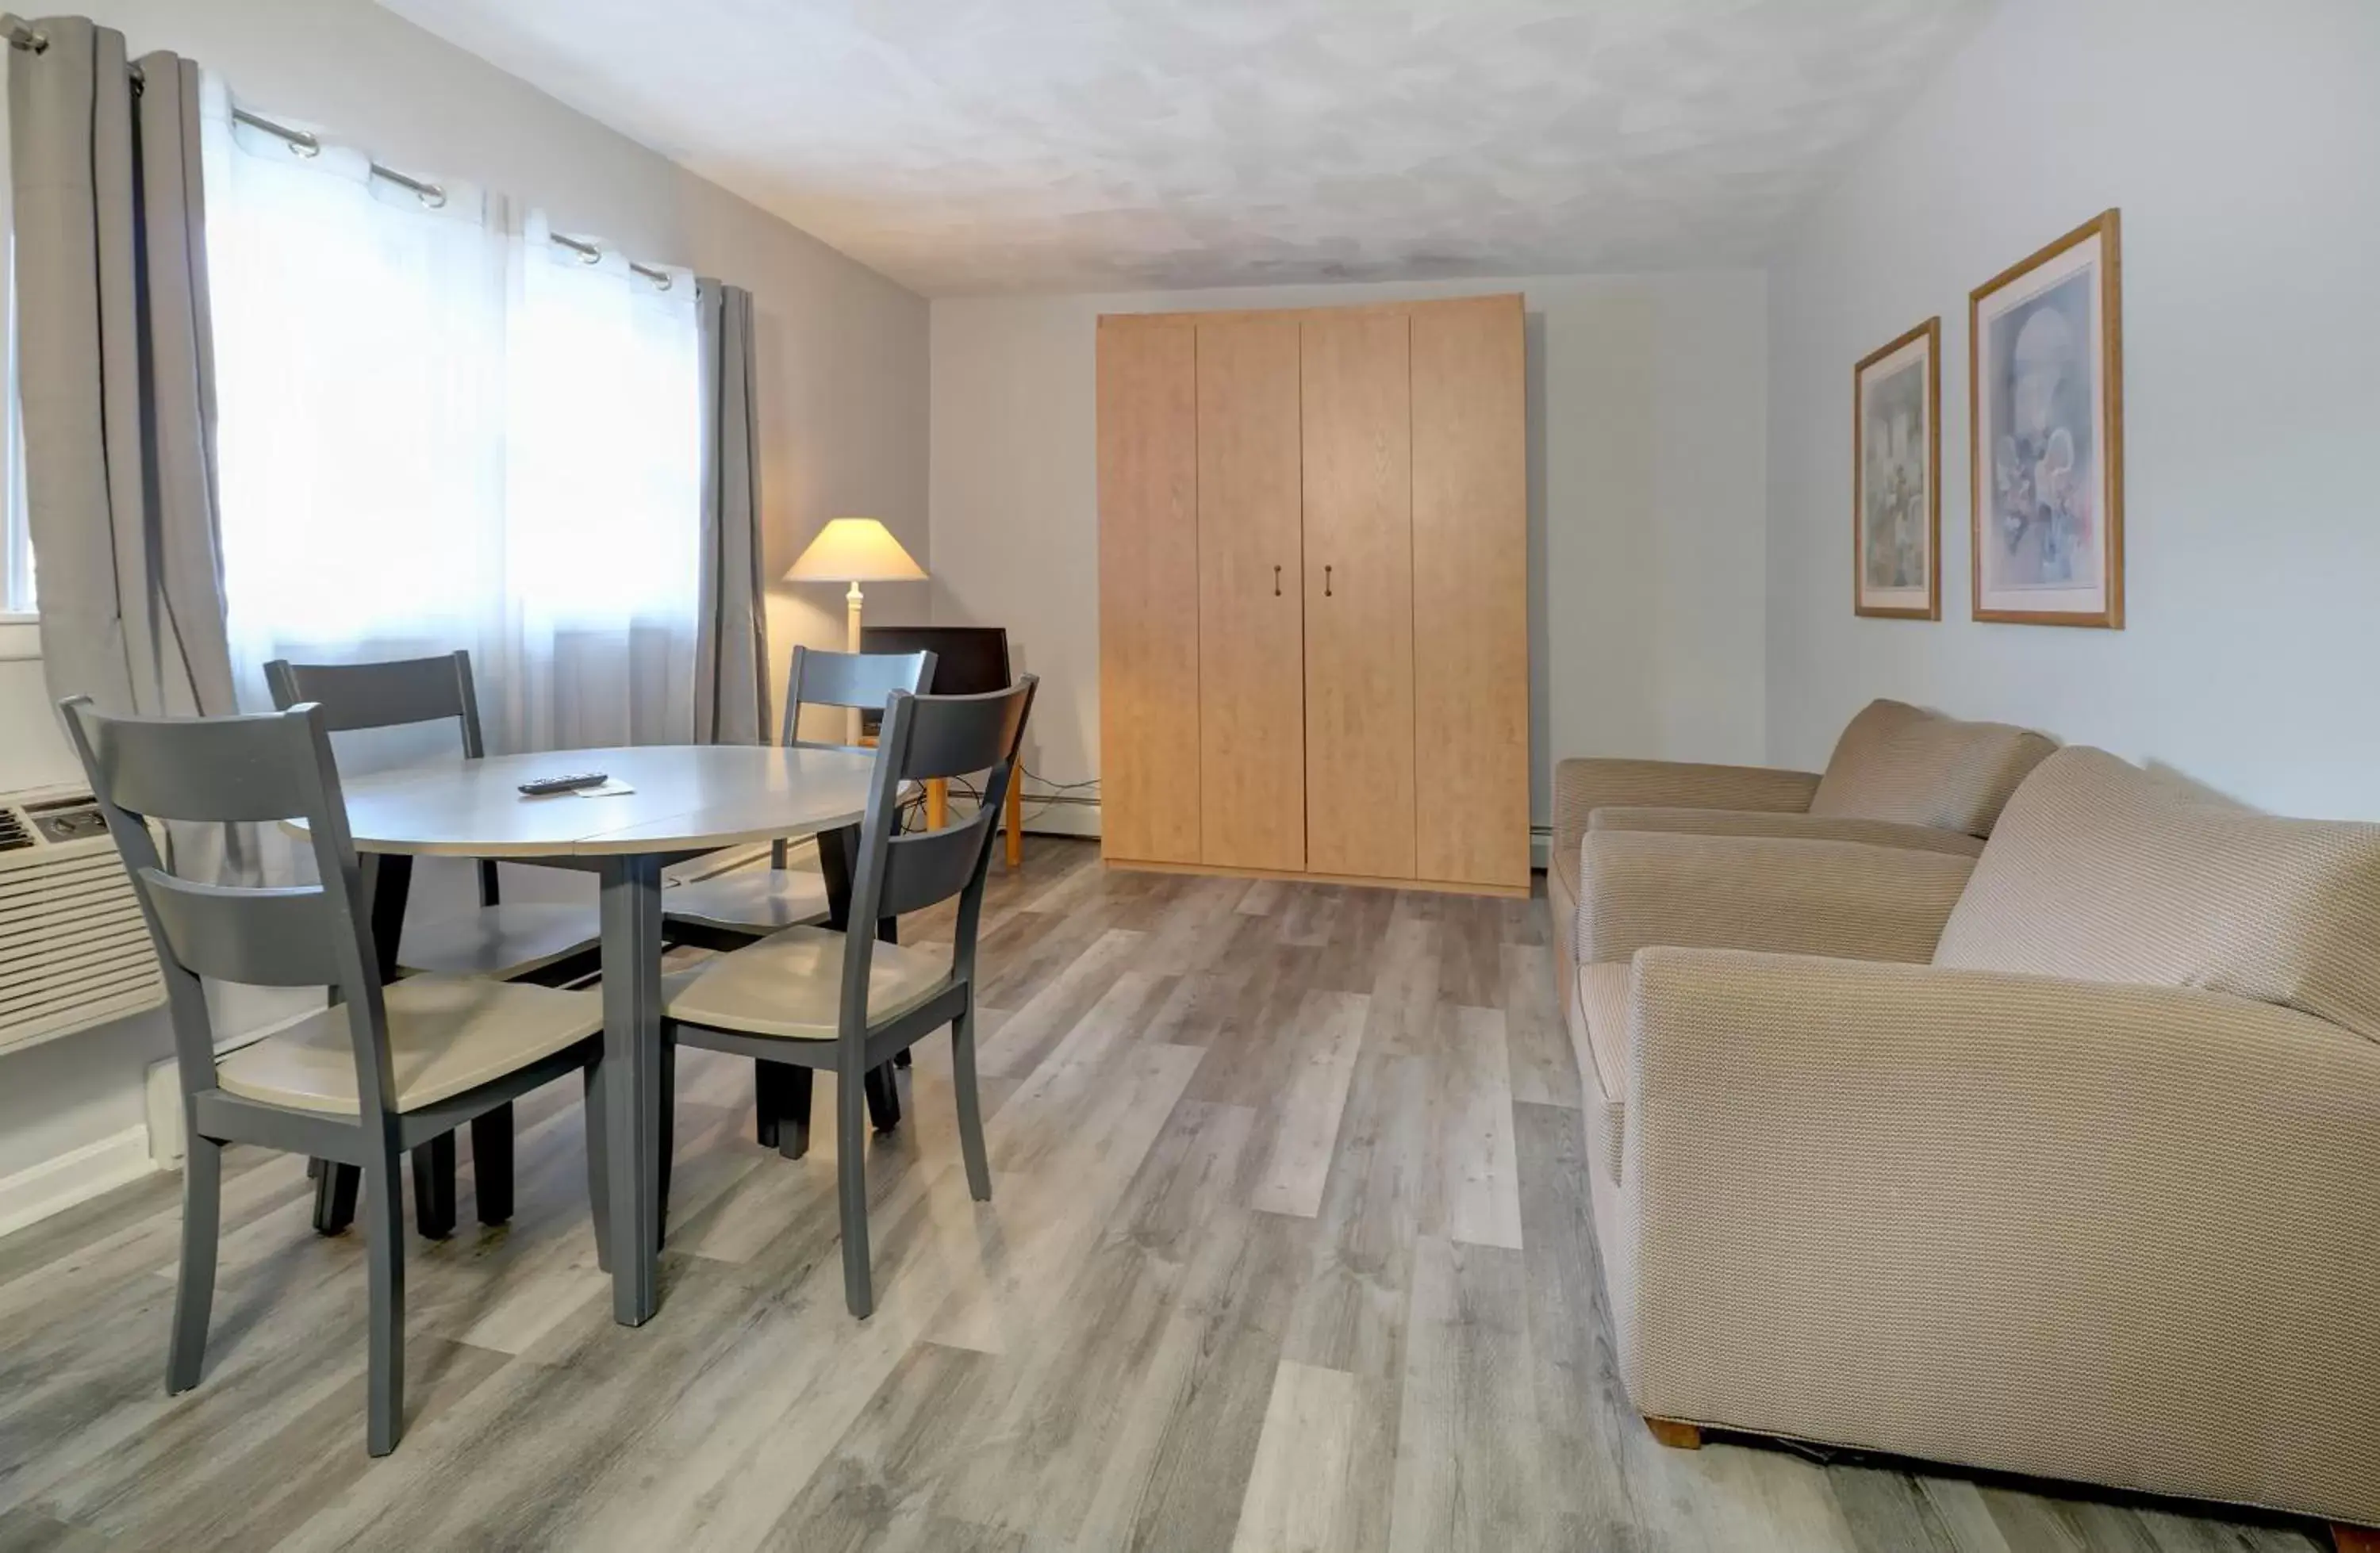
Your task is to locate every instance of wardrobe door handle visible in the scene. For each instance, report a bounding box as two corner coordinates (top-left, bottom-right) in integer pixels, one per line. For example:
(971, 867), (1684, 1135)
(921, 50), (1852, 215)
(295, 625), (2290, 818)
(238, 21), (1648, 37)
(1273, 565), (1281, 597)
(1324, 564), (1333, 598)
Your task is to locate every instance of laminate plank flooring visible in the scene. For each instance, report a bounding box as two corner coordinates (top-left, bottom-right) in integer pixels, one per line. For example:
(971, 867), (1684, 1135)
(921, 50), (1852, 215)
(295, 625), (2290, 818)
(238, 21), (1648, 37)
(0, 839), (2330, 1552)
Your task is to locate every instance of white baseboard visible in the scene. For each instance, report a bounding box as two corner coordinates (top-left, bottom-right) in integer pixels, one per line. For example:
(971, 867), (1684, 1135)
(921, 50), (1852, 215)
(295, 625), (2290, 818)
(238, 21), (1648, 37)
(0, 1125), (160, 1239)
(1019, 792), (1101, 840)
(942, 788), (1102, 841)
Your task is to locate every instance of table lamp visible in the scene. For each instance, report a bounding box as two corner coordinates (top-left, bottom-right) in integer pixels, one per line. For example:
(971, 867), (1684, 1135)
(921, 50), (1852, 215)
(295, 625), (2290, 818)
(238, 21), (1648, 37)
(784, 516), (928, 738)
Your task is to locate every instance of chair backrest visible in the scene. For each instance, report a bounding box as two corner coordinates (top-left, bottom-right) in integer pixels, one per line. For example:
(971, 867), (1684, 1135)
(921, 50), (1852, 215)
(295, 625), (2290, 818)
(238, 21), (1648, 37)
(266, 650), (498, 903)
(783, 646), (936, 753)
(264, 650), (486, 753)
(839, 676), (1038, 1026)
(57, 696), (399, 1117)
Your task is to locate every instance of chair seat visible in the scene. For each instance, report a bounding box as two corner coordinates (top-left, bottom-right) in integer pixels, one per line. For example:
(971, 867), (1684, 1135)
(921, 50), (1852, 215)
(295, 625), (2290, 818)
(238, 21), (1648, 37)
(664, 925), (953, 1041)
(662, 868), (831, 936)
(397, 902), (600, 979)
(217, 976), (603, 1115)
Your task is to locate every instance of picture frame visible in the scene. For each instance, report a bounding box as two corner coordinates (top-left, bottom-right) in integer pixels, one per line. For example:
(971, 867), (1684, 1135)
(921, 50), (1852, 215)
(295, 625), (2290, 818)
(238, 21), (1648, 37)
(1852, 317), (1941, 619)
(1969, 209), (2124, 627)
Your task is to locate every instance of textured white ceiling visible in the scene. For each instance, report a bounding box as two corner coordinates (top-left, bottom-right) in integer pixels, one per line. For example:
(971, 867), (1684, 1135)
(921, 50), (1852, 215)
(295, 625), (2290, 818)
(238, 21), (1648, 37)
(377, 0), (1991, 296)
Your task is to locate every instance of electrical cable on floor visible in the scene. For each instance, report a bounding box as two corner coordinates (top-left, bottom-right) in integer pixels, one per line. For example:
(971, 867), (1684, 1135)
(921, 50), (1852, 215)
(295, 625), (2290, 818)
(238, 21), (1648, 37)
(900, 766), (1099, 830)
(1017, 764), (1098, 824)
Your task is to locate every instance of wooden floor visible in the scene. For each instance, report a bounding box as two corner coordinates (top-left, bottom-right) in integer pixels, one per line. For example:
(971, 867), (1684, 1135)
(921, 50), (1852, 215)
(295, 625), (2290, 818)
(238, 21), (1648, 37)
(0, 839), (2329, 1552)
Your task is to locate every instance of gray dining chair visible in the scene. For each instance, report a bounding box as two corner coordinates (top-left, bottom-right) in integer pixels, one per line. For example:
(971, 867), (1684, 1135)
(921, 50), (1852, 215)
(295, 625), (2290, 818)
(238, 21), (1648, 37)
(264, 653), (601, 980)
(59, 696), (608, 1457)
(658, 673), (1036, 1318)
(662, 645), (935, 941)
(662, 645), (935, 1155)
(266, 651), (601, 1240)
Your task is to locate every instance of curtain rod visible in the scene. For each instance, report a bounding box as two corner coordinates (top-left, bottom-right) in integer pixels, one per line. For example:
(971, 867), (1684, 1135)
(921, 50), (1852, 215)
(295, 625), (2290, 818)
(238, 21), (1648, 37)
(2, 16), (674, 292)
(546, 231), (676, 292)
(231, 105), (673, 290)
(232, 105), (452, 209)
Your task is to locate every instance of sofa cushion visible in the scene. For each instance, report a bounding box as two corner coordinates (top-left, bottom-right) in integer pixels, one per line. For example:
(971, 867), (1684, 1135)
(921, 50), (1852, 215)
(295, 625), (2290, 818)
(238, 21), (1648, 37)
(1935, 748), (2380, 1041)
(1572, 962), (1631, 1183)
(1588, 805), (1987, 857)
(1808, 700), (2056, 837)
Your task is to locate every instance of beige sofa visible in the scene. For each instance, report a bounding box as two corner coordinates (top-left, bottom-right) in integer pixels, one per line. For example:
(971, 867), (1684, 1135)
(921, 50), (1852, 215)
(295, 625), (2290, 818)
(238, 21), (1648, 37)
(1548, 699), (2056, 993)
(1568, 746), (2380, 1536)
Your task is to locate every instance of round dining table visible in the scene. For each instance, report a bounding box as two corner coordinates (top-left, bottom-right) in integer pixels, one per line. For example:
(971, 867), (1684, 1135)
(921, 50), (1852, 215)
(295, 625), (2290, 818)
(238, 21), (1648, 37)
(324, 742), (880, 1325)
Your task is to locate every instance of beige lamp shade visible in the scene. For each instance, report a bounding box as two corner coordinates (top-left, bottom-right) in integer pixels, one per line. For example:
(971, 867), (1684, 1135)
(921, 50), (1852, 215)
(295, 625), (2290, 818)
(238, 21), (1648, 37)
(784, 517), (927, 583)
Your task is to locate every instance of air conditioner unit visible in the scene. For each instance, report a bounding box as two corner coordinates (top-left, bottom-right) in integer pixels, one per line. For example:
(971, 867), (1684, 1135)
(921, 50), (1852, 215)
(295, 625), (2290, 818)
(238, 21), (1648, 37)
(0, 784), (165, 1056)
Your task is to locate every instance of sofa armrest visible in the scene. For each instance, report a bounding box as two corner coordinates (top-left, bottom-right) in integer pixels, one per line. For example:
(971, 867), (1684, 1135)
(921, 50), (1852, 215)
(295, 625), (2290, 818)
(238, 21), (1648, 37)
(1588, 807), (1986, 858)
(1578, 831), (1972, 966)
(1553, 758), (1820, 862)
(1615, 946), (2380, 1526)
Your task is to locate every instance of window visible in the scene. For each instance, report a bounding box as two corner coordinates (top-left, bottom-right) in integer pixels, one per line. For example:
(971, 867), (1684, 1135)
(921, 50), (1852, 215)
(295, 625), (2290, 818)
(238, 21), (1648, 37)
(1, 60), (33, 620)
(198, 81), (701, 752)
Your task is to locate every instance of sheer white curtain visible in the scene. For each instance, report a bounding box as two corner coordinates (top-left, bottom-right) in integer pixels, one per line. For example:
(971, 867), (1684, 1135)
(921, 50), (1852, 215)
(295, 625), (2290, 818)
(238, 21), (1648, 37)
(199, 81), (701, 760)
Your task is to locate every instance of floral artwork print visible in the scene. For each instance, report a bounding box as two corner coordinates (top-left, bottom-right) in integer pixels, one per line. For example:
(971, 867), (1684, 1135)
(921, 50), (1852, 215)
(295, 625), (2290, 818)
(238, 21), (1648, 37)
(1864, 359), (1929, 591)
(1853, 318), (1937, 619)
(1983, 270), (2098, 590)
(1969, 210), (2121, 627)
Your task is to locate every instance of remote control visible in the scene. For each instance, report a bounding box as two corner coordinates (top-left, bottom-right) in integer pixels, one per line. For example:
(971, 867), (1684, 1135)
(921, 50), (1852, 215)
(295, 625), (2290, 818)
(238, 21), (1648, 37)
(517, 772), (608, 796)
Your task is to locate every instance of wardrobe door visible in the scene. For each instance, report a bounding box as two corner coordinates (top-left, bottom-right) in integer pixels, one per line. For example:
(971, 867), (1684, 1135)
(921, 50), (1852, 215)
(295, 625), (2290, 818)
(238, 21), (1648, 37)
(1300, 310), (1416, 880)
(1411, 296), (1530, 887)
(1196, 317), (1306, 872)
(1096, 320), (1203, 863)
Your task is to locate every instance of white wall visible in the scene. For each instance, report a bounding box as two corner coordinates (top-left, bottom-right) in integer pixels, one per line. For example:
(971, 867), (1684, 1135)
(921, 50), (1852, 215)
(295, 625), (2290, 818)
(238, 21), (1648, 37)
(0, 0), (927, 1204)
(1766, 0), (2380, 817)
(929, 272), (1770, 830)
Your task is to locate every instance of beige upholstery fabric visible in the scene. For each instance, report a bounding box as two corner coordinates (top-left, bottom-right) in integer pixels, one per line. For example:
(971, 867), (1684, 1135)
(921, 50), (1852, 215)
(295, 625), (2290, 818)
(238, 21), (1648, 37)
(1611, 945), (2380, 1529)
(1547, 849), (1580, 995)
(664, 925), (952, 1040)
(1579, 831), (1973, 968)
(1589, 806), (1985, 858)
(395, 903), (600, 979)
(1937, 748), (2380, 1041)
(1551, 758), (1821, 911)
(1571, 963), (1630, 1183)
(1808, 700), (2055, 836)
(662, 868), (831, 935)
(217, 977), (601, 1114)
(1547, 757), (1819, 1002)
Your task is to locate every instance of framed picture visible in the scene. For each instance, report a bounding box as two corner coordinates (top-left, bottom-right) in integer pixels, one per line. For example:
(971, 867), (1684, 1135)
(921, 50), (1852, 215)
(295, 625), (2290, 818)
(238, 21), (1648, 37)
(1853, 317), (1940, 619)
(1970, 209), (2124, 627)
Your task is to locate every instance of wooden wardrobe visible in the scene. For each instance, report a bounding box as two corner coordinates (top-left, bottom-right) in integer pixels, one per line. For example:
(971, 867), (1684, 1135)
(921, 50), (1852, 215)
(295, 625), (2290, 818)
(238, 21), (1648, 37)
(1097, 293), (1529, 896)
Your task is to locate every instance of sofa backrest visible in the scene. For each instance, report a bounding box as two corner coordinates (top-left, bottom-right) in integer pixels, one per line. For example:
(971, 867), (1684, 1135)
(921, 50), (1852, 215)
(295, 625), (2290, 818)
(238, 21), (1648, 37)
(1934, 747), (2380, 1041)
(1808, 700), (2056, 837)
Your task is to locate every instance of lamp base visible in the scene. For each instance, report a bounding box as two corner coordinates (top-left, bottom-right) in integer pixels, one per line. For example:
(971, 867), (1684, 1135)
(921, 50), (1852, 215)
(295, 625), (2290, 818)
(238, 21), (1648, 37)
(846, 582), (865, 743)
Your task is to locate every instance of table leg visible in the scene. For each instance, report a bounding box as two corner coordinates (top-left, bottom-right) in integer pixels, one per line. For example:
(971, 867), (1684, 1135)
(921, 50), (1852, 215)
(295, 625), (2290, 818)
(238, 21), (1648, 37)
(926, 776), (948, 831)
(600, 853), (665, 1325)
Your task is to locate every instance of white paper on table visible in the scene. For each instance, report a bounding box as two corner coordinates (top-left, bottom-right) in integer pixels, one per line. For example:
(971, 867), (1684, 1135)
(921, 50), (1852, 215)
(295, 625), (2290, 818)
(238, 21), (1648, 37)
(573, 780), (637, 798)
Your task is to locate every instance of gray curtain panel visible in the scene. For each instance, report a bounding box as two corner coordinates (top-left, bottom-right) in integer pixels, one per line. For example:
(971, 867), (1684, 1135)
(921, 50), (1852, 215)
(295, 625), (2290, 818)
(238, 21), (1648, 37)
(693, 278), (770, 745)
(10, 21), (235, 723)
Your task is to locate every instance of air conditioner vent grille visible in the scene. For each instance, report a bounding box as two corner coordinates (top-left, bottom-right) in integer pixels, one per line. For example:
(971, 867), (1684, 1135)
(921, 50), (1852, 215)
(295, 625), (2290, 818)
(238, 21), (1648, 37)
(0, 788), (165, 1055)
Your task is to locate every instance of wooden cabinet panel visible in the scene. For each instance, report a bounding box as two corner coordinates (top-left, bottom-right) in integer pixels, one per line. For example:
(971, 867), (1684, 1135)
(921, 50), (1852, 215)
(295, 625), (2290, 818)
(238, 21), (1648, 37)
(1196, 317), (1307, 872)
(1299, 312), (1416, 880)
(1411, 297), (1530, 887)
(1096, 319), (1201, 864)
